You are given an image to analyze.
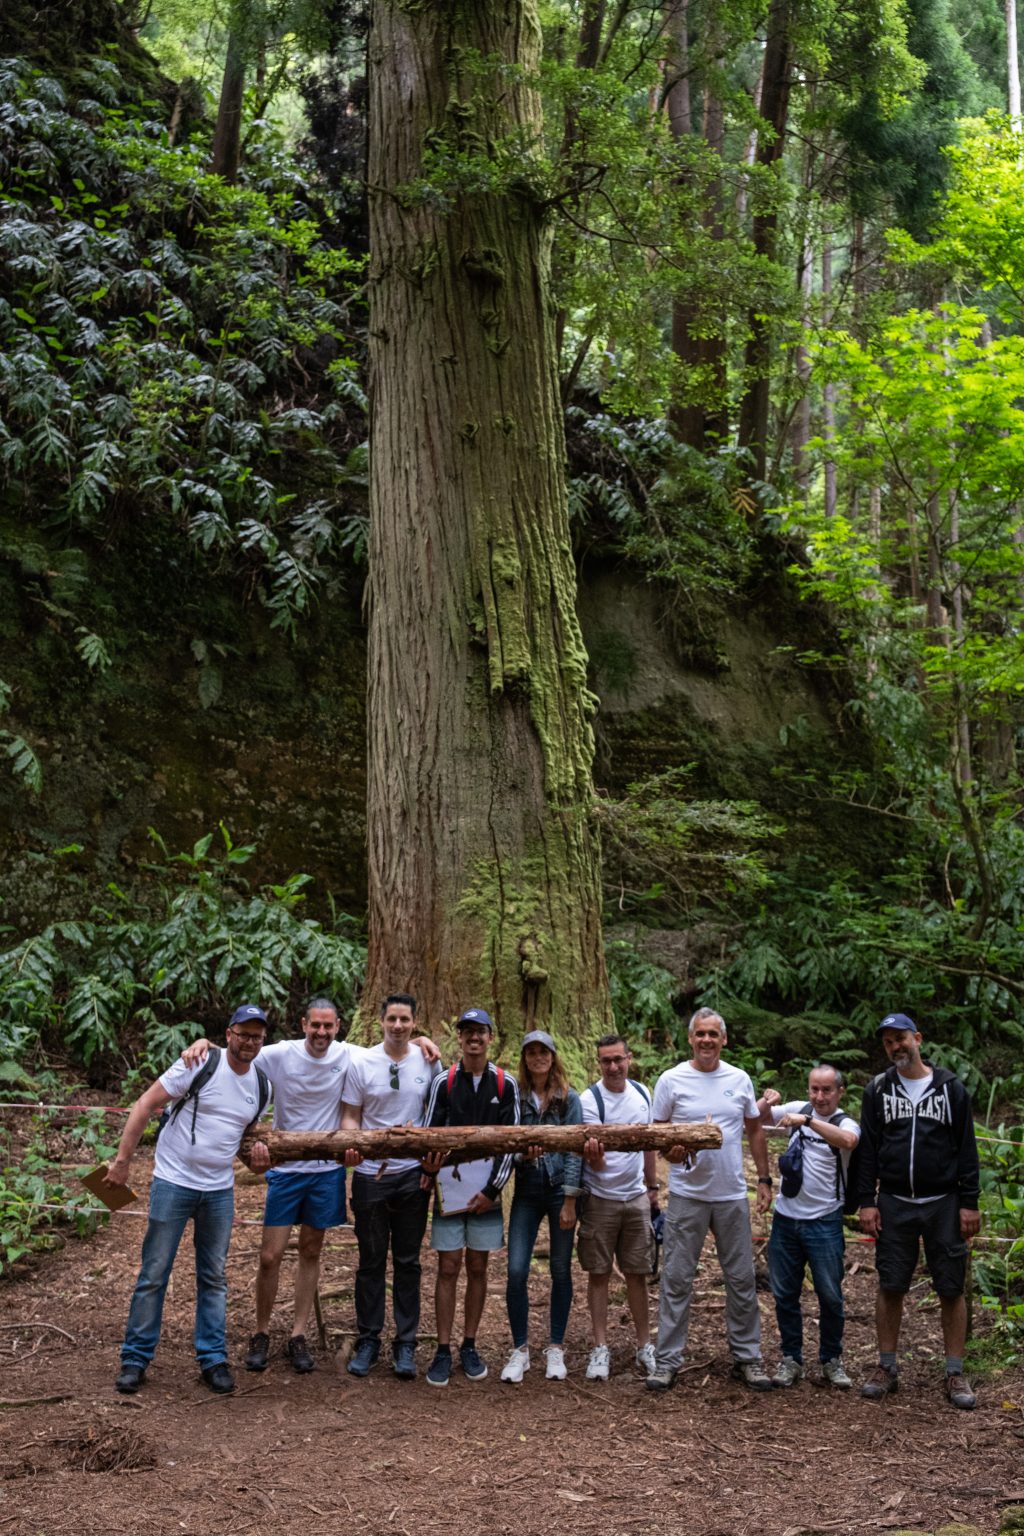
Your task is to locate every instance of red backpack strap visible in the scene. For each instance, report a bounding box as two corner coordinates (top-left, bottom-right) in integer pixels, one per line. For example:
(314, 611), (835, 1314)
(447, 1063), (457, 1096)
(496, 1066), (504, 1098)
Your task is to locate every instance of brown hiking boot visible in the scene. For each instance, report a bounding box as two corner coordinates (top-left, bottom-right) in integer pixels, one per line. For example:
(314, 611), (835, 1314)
(945, 1372), (976, 1410)
(860, 1364), (898, 1400)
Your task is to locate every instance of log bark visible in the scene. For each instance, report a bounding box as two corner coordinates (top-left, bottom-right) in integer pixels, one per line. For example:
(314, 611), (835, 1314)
(242, 1120), (722, 1167)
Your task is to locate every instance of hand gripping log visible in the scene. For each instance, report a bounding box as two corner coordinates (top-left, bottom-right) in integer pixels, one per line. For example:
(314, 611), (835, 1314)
(240, 1120), (722, 1167)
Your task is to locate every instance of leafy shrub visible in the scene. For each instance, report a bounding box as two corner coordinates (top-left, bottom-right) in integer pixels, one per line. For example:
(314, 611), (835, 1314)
(0, 825), (366, 1077)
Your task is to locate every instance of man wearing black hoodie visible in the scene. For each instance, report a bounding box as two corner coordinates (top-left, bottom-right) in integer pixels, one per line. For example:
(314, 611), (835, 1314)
(857, 1012), (980, 1409)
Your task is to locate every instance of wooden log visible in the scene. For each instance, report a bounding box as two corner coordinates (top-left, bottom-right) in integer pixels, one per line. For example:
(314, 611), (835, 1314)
(241, 1120), (722, 1167)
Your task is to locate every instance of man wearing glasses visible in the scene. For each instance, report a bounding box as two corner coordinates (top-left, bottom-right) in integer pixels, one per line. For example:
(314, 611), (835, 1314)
(107, 1004), (272, 1396)
(340, 993), (442, 1380)
(184, 996), (438, 1374)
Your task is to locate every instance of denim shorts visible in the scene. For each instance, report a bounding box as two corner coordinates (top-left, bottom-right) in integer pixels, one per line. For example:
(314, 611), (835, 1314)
(264, 1167), (346, 1230)
(430, 1207), (504, 1252)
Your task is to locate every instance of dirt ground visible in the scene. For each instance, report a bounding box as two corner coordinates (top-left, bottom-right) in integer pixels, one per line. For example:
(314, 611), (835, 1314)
(2, 1149), (1023, 1536)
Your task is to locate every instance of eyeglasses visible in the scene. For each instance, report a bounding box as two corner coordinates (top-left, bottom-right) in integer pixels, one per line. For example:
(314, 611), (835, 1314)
(229, 1029), (265, 1045)
(389, 1061), (400, 1090)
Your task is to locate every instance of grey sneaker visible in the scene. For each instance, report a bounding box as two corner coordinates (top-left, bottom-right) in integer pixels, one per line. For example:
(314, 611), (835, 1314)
(635, 1342), (657, 1375)
(822, 1357), (852, 1390)
(645, 1365), (677, 1392)
(772, 1356), (804, 1388)
(860, 1364), (898, 1400)
(945, 1372), (976, 1410)
(585, 1344), (611, 1381)
(732, 1358), (774, 1392)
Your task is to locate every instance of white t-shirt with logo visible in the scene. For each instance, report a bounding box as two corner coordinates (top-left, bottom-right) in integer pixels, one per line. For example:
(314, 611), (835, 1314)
(257, 1038), (365, 1175)
(344, 1044), (442, 1177)
(155, 1053), (266, 1192)
(580, 1080), (652, 1202)
(653, 1059), (758, 1202)
(771, 1101), (860, 1219)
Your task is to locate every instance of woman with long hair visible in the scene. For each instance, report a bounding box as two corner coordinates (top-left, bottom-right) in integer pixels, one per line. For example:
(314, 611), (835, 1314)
(500, 1030), (583, 1382)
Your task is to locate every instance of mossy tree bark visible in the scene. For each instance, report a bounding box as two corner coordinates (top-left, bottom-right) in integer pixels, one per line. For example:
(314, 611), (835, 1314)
(363, 0), (611, 1059)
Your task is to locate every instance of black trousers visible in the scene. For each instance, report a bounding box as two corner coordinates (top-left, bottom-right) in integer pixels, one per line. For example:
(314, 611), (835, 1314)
(349, 1168), (430, 1345)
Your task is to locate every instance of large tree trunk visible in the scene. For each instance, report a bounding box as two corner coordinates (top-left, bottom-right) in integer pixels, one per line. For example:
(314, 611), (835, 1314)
(364, 1), (610, 1062)
(242, 1120), (723, 1166)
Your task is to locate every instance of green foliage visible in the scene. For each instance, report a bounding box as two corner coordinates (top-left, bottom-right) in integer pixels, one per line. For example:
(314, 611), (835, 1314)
(974, 1125), (1024, 1340)
(0, 50), (367, 675)
(598, 765), (781, 922)
(0, 824), (367, 1076)
(0, 1111), (117, 1274)
(605, 935), (683, 1073)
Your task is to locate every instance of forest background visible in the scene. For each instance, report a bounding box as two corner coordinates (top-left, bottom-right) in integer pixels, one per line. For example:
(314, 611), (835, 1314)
(0, 0), (1023, 1361)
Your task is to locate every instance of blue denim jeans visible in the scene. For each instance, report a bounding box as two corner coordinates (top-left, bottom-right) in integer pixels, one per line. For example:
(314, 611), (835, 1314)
(768, 1208), (846, 1364)
(506, 1165), (575, 1347)
(121, 1177), (235, 1371)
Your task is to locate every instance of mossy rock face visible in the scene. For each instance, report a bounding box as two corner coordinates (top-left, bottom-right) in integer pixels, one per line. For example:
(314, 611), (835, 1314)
(1000, 1506), (1024, 1533)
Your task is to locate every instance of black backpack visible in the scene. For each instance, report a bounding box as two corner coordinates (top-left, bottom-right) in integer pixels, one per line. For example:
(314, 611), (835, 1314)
(158, 1046), (271, 1146)
(778, 1102), (860, 1211)
(587, 1080), (651, 1121)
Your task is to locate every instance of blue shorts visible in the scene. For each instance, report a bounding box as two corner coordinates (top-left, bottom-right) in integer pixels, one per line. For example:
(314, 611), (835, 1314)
(430, 1207), (504, 1252)
(264, 1167), (346, 1230)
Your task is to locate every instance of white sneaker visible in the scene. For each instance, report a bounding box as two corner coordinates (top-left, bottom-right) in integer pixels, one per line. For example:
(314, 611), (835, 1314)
(500, 1346), (530, 1383)
(544, 1345), (567, 1380)
(635, 1342), (657, 1375)
(586, 1344), (611, 1381)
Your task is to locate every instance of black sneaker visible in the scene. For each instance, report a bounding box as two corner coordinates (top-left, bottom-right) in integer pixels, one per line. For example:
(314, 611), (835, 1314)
(460, 1342), (487, 1381)
(115, 1363), (146, 1395)
(392, 1342), (417, 1379)
(286, 1335), (315, 1374)
(426, 1348), (452, 1387)
(347, 1338), (380, 1377)
(244, 1332), (270, 1372)
(201, 1362), (236, 1394)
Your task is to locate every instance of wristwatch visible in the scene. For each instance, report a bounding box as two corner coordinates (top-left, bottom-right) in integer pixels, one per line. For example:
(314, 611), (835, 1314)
(757, 1176), (773, 1186)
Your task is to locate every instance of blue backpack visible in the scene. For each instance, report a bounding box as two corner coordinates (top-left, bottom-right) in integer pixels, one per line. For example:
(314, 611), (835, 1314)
(587, 1080), (651, 1121)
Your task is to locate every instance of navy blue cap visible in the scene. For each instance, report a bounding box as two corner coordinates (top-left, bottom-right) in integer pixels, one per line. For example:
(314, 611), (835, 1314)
(229, 1004), (268, 1027)
(877, 1012), (917, 1034)
(457, 1007), (494, 1032)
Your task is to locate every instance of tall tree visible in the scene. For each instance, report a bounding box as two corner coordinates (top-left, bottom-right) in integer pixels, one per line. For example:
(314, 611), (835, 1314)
(363, 0), (610, 1055)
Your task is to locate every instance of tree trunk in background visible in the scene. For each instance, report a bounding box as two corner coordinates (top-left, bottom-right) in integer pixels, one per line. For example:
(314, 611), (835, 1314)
(737, 0), (793, 477)
(666, 1), (727, 448)
(211, 25), (246, 181)
(364, 0), (610, 1063)
(821, 227), (837, 517)
(1009, 0), (1021, 120)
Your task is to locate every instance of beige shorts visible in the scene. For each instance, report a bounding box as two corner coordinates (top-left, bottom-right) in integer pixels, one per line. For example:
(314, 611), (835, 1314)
(577, 1191), (654, 1276)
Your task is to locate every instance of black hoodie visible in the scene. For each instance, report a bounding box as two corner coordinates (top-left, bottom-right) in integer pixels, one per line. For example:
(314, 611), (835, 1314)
(856, 1064), (979, 1209)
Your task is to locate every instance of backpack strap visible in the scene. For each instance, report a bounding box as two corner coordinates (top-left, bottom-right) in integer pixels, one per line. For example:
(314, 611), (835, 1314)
(588, 1083), (605, 1123)
(447, 1062), (457, 1097)
(250, 1064), (270, 1128)
(166, 1046), (222, 1146)
(495, 1065), (505, 1099)
(630, 1079), (651, 1108)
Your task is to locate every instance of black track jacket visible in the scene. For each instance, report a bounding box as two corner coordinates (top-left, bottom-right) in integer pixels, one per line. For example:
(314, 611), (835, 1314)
(856, 1064), (979, 1209)
(425, 1060), (520, 1201)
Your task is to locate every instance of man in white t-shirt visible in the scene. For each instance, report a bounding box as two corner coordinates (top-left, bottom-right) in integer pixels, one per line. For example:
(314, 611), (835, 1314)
(578, 1033), (659, 1382)
(646, 1007), (774, 1393)
(341, 992), (441, 1380)
(106, 1004), (271, 1396)
(183, 994), (438, 1375)
(757, 1065), (860, 1388)
(183, 995), (356, 1375)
